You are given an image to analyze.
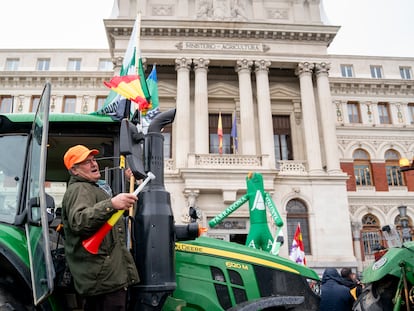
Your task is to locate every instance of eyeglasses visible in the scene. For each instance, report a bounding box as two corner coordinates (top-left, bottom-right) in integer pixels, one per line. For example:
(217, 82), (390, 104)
(77, 157), (97, 166)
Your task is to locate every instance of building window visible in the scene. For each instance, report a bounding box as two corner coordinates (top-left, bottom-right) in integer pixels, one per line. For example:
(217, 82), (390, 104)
(370, 65), (383, 79)
(400, 67), (412, 80)
(347, 102), (361, 123)
(0, 96), (13, 113)
(162, 123), (172, 159)
(286, 199), (311, 254)
(273, 115), (293, 163)
(63, 96), (76, 113)
(385, 150), (404, 186)
(36, 58), (50, 71)
(353, 149), (373, 186)
(98, 59), (113, 71)
(408, 103), (414, 124)
(30, 96), (40, 113)
(95, 96), (106, 112)
(340, 64), (353, 77)
(5, 58), (19, 71)
(209, 113), (231, 154)
(378, 102), (391, 124)
(361, 214), (383, 259)
(67, 58), (81, 71)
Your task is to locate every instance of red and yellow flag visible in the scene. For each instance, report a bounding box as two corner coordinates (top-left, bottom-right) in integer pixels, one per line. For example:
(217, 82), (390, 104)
(104, 75), (151, 112)
(218, 112), (223, 154)
(289, 223), (306, 266)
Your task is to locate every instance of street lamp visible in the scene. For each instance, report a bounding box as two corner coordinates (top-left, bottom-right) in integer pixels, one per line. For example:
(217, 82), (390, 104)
(398, 205), (412, 242)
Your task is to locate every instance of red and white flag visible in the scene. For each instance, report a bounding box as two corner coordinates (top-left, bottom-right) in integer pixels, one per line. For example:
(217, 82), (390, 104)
(289, 223), (306, 266)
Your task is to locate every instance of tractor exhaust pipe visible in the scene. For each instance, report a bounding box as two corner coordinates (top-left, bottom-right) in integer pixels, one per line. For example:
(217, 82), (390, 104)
(130, 109), (177, 310)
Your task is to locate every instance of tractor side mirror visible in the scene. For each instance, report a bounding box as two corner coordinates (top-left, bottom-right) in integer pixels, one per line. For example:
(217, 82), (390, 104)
(27, 193), (55, 226)
(120, 119), (147, 180)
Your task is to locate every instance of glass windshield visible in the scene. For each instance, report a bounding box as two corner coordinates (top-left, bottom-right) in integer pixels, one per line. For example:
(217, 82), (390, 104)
(0, 135), (27, 223)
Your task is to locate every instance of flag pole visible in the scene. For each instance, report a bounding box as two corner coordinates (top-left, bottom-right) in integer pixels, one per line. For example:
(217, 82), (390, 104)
(128, 12), (142, 249)
(135, 12), (141, 76)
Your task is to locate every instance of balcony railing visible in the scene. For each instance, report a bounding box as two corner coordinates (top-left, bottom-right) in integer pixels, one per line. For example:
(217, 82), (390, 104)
(277, 160), (307, 175)
(165, 155), (308, 175)
(190, 154), (262, 168)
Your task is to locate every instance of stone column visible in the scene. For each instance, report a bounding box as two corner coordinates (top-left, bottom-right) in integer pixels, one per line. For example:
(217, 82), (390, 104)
(401, 102), (411, 125)
(315, 62), (342, 174)
(175, 58), (192, 168)
(254, 60), (275, 168)
(113, 57), (123, 76)
(193, 58), (210, 154)
(236, 59), (256, 155)
(334, 100), (347, 125)
(371, 102), (380, 125)
(392, 102), (404, 125)
(296, 62), (323, 174)
(351, 221), (364, 272)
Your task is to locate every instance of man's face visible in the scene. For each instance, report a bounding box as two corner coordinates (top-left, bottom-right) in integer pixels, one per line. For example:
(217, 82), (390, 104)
(71, 155), (101, 182)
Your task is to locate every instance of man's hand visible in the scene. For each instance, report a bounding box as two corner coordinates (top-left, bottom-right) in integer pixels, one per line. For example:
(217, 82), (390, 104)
(111, 193), (137, 210)
(125, 168), (133, 180)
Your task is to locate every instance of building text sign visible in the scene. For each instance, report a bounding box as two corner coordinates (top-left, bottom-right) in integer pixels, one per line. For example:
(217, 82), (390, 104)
(177, 41), (268, 52)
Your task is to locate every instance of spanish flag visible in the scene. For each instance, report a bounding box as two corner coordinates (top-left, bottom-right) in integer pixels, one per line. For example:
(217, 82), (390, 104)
(218, 112), (223, 155)
(104, 75), (151, 112)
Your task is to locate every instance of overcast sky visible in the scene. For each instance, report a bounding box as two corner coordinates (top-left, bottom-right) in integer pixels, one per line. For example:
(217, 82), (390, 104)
(0, 0), (413, 58)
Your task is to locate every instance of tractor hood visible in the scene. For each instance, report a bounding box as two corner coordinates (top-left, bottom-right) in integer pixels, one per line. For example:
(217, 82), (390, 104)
(362, 241), (414, 284)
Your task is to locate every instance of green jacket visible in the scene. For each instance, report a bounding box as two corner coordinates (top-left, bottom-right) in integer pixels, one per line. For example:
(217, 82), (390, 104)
(61, 175), (139, 296)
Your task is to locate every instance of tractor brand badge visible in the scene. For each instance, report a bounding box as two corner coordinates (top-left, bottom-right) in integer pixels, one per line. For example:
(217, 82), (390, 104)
(372, 257), (387, 270)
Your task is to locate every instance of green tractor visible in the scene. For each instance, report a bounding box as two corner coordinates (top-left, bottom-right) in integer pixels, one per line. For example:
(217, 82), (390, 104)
(0, 83), (320, 310)
(354, 220), (414, 311)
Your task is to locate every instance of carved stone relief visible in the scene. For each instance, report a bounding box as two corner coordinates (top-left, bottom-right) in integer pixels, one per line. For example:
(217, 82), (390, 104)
(151, 4), (174, 16)
(266, 8), (289, 20)
(197, 0), (247, 21)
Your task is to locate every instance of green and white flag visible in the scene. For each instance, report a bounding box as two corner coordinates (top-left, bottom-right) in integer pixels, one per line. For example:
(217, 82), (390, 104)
(93, 13), (150, 120)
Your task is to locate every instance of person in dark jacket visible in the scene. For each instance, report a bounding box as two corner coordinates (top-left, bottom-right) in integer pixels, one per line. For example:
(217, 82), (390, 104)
(340, 267), (363, 299)
(62, 145), (139, 311)
(319, 268), (355, 311)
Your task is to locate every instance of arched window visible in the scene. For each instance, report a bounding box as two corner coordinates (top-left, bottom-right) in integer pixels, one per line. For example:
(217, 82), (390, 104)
(286, 199), (310, 254)
(353, 149), (373, 186)
(361, 214), (384, 260)
(385, 149), (404, 186)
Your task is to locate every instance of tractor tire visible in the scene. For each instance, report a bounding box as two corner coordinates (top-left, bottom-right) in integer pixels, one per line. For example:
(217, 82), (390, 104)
(353, 276), (399, 311)
(226, 296), (305, 311)
(0, 283), (32, 311)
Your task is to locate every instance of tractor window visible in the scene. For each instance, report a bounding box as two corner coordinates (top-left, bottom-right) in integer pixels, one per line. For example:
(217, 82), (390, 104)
(254, 265), (321, 309)
(0, 135), (27, 223)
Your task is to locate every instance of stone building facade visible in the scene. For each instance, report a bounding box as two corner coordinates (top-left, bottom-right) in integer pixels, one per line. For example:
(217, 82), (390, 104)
(1, 0), (413, 274)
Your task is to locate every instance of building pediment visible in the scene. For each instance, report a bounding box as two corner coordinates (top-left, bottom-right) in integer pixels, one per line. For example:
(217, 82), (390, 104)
(269, 83), (300, 99)
(208, 82), (239, 98)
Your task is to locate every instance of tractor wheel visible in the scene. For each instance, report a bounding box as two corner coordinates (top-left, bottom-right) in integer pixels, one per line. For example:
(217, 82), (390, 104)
(0, 284), (32, 311)
(353, 276), (399, 311)
(226, 296), (305, 311)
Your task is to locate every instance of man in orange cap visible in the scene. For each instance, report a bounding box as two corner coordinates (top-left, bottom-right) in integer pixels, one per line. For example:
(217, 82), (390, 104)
(62, 145), (139, 311)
